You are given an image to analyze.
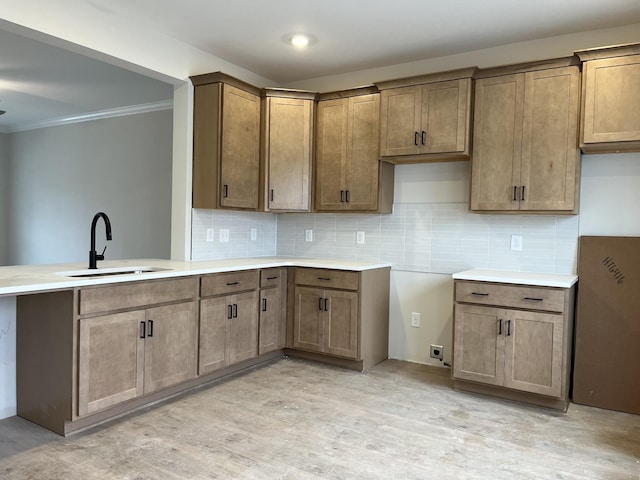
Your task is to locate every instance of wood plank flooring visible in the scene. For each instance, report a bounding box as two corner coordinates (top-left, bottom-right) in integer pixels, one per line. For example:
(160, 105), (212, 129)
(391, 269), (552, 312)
(1, 358), (639, 479)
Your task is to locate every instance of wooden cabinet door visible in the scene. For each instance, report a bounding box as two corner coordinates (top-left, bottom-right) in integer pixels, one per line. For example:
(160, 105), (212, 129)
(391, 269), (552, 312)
(220, 84), (260, 209)
(470, 74), (524, 211)
(258, 287), (281, 355)
(503, 310), (563, 398)
(266, 97), (313, 211)
(421, 79), (469, 154)
(227, 290), (259, 364)
(199, 295), (230, 374)
(78, 310), (145, 416)
(453, 304), (504, 386)
(323, 290), (359, 359)
(520, 67), (580, 212)
(379, 86), (422, 157)
(345, 94), (380, 211)
(293, 287), (324, 353)
(316, 98), (348, 211)
(582, 54), (640, 145)
(143, 302), (198, 394)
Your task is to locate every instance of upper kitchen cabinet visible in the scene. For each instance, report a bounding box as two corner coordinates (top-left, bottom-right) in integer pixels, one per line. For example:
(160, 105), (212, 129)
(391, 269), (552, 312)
(470, 59), (581, 214)
(260, 89), (316, 212)
(315, 88), (394, 213)
(376, 68), (476, 164)
(576, 44), (640, 153)
(191, 72), (262, 210)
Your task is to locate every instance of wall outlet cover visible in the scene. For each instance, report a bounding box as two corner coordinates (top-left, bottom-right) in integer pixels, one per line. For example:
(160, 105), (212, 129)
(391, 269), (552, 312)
(206, 228), (215, 242)
(250, 227), (257, 241)
(356, 231), (365, 245)
(305, 229), (313, 242)
(511, 234), (523, 251)
(219, 229), (230, 243)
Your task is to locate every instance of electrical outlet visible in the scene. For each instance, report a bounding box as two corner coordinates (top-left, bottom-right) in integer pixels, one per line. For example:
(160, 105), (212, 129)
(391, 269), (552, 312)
(250, 227), (257, 241)
(430, 345), (443, 360)
(356, 231), (365, 245)
(411, 312), (420, 328)
(219, 229), (230, 243)
(511, 234), (523, 251)
(206, 228), (215, 242)
(305, 229), (313, 242)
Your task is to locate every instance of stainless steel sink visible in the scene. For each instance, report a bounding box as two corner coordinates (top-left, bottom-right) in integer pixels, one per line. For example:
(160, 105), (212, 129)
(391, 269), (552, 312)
(56, 266), (172, 278)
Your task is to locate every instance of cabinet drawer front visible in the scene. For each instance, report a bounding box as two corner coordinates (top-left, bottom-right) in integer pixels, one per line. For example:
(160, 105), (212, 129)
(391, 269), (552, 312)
(294, 268), (359, 290)
(200, 270), (258, 297)
(260, 268), (283, 289)
(79, 277), (197, 316)
(455, 281), (565, 313)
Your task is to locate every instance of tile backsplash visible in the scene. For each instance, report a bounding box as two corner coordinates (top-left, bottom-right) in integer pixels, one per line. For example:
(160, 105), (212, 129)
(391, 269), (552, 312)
(192, 203), (579, 275)
(191, 209), (277, 260)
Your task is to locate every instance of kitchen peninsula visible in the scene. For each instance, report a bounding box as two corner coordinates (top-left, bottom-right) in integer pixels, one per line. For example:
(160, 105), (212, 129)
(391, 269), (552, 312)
(0, 257), (390, 435)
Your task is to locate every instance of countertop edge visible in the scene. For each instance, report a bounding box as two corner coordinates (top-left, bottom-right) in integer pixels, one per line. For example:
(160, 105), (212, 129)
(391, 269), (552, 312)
(0, 257), (392, 297)
(452, 269), (578, 288)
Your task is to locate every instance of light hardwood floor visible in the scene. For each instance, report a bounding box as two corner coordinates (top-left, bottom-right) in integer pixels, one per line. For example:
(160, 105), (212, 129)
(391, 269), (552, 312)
(1, 358), (638, 479)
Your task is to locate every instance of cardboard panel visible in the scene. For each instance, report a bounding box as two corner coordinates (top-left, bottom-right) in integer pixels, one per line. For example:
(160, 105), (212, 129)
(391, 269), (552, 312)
(573, 236), (640, 414)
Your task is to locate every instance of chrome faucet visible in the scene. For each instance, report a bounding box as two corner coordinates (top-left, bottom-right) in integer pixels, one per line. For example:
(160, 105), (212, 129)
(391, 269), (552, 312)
(89, 212), (112, 269)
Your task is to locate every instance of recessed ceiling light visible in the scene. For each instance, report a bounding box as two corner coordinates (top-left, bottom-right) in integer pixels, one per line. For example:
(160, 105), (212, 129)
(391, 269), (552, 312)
(290, 34), (310, 48)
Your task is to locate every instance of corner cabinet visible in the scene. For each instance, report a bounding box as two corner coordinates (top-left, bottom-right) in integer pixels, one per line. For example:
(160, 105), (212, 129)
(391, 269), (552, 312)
(470, 59), (581, 213)
(315, 88), (394, 213)
(452, 274), (576, 411)
(291, 266), (390, 371)
(260, 90), (316, 212)
(376, 68), (475, 164)
(191, 72), (261, 210)
(576, 44), (640, 153)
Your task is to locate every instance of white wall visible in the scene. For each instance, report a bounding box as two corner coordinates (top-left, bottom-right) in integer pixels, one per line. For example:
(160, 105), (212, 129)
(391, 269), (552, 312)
(579, 153), (640, 236)
(0, 133), (9, 265)
(7, 109), (173, 265)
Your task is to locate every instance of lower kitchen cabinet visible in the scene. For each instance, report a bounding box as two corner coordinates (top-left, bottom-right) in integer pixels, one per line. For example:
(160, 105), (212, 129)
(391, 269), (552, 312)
(452, 275), (576, 410)
(291, 267), (390, 370)
(78, 301), (198, 416)
(259, 268), (286, 355)
(198, 270), (259, 374)
(294, 287), (358, 359)
(17, 277), (200, 435)
(453, 304), (563, 397)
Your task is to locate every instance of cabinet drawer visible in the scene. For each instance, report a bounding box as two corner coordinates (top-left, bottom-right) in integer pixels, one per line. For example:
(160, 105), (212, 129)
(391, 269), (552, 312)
(294, 268), (359, 291)
(201, 270), (259, 297)
(260, 268), (283, 288)
(79, 277), (197, 316)
(455, 281), (565, 313)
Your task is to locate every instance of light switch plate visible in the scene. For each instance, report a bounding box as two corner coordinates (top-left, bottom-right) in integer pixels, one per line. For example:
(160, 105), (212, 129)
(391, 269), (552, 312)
(250, 228), (257, 241)
(220, 229), (230, 243)
(206, 228), (215, 243)
(356, 231), (365, 245)
(305, 229), (313, 242)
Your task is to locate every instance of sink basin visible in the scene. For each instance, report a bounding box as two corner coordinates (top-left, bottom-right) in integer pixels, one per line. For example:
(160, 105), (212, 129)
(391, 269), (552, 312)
(56, 266), (172, 278)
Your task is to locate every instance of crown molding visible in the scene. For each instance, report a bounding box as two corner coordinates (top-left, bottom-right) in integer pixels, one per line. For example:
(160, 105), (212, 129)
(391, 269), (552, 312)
(7, 100), (173, 133)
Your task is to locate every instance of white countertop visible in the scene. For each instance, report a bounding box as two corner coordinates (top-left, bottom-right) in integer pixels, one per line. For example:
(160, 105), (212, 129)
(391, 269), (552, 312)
(0, 257), (392, 297)
(452, 269), (578, 288)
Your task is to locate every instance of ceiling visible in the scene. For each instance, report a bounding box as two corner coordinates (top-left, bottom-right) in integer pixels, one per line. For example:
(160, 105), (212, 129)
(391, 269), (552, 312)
(1, 0), (640, 132)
